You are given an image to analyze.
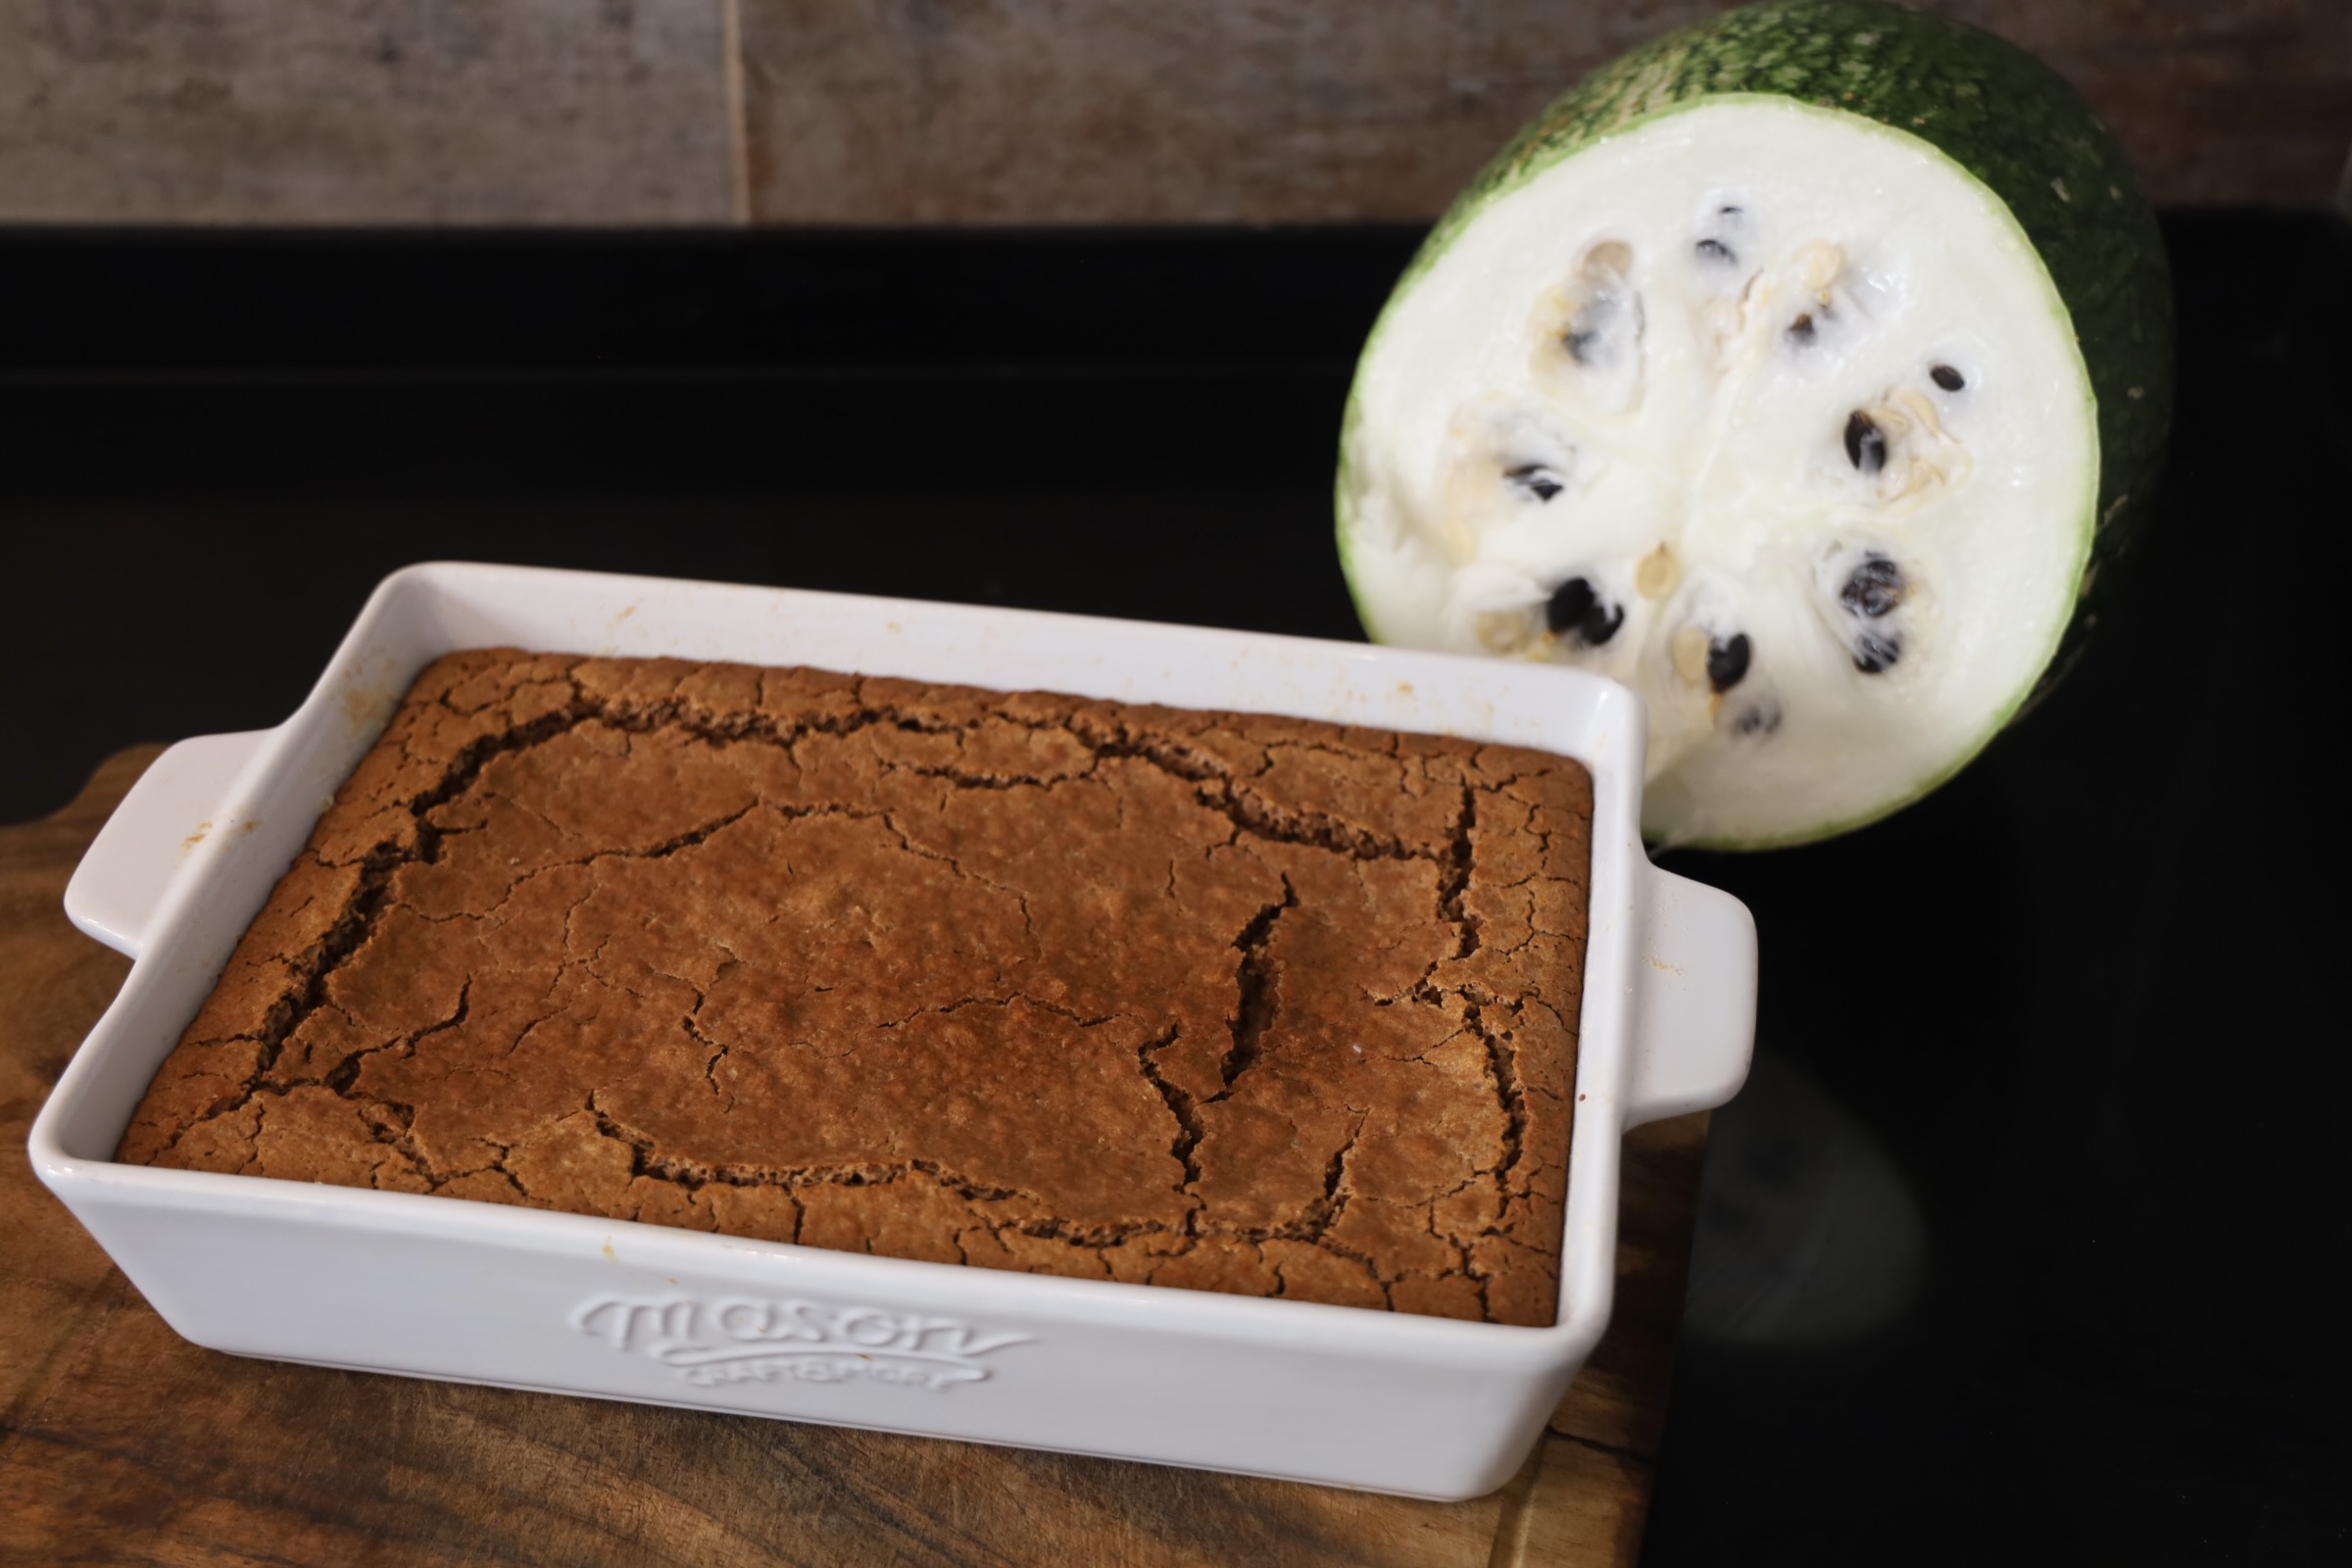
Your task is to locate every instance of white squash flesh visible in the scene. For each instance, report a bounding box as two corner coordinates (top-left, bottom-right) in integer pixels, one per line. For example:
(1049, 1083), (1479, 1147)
(1341, 100), (2098, 847)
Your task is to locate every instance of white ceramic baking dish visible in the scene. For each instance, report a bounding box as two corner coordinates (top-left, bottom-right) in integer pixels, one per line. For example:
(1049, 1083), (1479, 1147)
(29, 562), (1753, 1500)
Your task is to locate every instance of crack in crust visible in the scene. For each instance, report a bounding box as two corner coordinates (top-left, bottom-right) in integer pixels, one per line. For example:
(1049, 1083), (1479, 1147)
(1135, 1026), (1206, 1193)
(1214, 879), (1297, 1100)
(118, 651), (1593, 1326)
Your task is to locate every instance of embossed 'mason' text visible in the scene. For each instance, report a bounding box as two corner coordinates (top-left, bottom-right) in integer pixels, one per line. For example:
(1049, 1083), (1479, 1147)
(572, 1294), (1032, 1393)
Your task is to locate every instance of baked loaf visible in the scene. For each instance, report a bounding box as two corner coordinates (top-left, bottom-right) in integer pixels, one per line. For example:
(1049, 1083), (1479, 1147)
(119, 651), (1593, 1326)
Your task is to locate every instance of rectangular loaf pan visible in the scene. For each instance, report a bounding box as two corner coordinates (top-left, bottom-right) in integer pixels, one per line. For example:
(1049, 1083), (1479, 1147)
(29, 562), (1754, 1500)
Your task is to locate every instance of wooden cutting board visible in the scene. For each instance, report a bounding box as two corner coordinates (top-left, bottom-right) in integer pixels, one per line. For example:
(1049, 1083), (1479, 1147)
(0, 748), (1706, 1567)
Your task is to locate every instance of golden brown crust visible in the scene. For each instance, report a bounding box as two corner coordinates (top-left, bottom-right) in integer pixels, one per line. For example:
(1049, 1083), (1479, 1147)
(118, 650), (1593, 1326)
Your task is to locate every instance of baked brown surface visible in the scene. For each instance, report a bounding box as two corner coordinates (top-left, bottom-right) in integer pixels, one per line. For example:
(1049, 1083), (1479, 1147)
(117, 651), (1593, 1326)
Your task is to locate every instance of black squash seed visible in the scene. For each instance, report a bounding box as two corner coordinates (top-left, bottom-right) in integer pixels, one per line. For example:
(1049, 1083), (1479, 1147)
(1706, 633), (1752, 693)
(1544, 576), (1594, 634)
(1787, 312), (1817, 346)
(1853, 631), (1901, 673)
(1931, 364), (1965, 392)
(1544, 577), (1624, 646)
(1696, 237), (1737, 264)
(1504, 464), (1565, 502)
(1844, 411), (1887, 474)
(1839, 553), (1905, 617)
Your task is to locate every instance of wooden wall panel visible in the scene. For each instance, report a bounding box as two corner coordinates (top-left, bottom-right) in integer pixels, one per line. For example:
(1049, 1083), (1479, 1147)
(734, 0), (2352, 220)
(0, 2), (2344, 224)
(736, 0), (1732, 222)
(0, 0), (736, 223)
(1952, 0), (2352, 206)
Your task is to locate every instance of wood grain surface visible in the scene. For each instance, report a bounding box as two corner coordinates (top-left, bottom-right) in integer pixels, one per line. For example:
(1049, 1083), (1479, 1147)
(0, 2), (736, 223)
(0, 748), (1707, 1568)
(734, 0), (2352, 220)
(1, 2), (2345, 223)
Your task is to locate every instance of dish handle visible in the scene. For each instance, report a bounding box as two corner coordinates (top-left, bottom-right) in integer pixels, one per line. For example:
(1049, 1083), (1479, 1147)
(1624, 864), (1757, 1127)
(64, 729), (275, 960)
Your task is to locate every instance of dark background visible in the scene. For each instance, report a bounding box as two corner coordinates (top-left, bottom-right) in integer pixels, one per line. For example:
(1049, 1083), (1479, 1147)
(3, 213), (2346, 1560)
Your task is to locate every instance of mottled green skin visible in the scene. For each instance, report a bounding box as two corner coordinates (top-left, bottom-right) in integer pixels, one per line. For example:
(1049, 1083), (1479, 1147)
(1343, 0), (2174, 843)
